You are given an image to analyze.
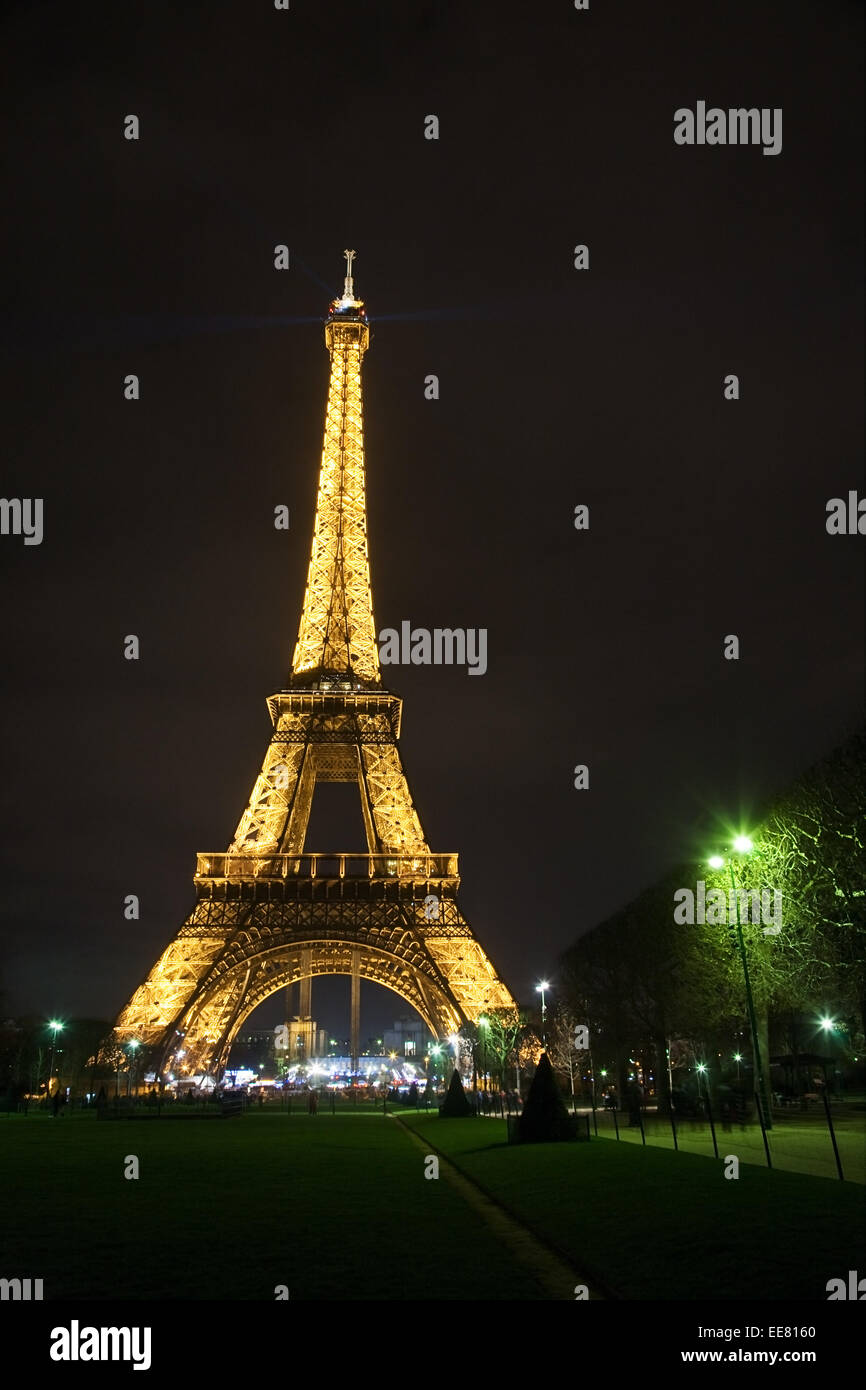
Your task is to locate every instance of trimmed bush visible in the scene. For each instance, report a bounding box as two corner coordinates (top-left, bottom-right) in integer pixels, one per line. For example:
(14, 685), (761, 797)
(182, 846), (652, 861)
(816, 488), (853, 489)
(439, 1068), (472, 1118)
(515, 1053), (579, 1143)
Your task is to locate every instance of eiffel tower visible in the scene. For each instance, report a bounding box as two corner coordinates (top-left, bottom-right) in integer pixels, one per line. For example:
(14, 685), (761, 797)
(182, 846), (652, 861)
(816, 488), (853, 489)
(114, 252), (516, 1079)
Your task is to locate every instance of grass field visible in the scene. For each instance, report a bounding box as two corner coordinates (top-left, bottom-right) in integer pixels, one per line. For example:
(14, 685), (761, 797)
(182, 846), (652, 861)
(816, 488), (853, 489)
(583, 1104), (866, 1184)
(0, 1111), (547, 1300)
(400, 1112), (865, 1300)
(3, 1108), (862, 1301)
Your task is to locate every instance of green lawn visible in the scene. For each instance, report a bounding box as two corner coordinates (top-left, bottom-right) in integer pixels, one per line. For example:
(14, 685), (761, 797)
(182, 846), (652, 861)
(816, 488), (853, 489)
(0, 1112), (547, 1300)
(5, 1109), (860, 1302)
(586, 1105), (866, 1184)
(400, 1113), (865, 1300)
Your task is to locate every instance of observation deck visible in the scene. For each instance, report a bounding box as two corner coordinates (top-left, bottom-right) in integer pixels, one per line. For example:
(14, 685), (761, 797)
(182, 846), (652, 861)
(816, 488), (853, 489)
(194, 852), (460, 902)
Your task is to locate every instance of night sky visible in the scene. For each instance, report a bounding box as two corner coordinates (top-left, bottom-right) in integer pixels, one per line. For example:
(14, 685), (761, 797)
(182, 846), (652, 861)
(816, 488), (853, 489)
(1, 0), (862, 1043)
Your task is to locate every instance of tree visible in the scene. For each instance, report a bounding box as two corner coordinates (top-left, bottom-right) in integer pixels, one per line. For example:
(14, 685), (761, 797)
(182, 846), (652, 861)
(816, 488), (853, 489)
(63, 1019), (116, 1095)
(755, 729), (866, 1033)
(545, 1002), (590, 1106)
(483, 1006), (525, 1090)
(558, 728), (866, 1111)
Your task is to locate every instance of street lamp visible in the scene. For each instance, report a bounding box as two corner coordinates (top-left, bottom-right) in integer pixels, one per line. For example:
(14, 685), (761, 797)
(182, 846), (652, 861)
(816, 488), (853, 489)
(733, 1052), (742, 1081)
(127, 1039), (140, 1097)
(430, 1044), (442, 1091)
(707, 839), (772, 1129)
(478, 1016), (489, 1092)
(47, 1019), (64, 1094)
(535, 981), (550, 1046)
(818, 1018), (842, 1096)
(448, 1033), (460, 1078)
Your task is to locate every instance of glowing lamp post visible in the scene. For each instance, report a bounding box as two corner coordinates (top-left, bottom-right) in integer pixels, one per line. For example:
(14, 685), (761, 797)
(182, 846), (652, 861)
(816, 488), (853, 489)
(127, 1039), (140, 1097)
(448, 1033), (460, 1079)
(819, 1018), (840, 1095)
(535, 980), (550, 1047)
(430, 1044), (441, 1086)
(479, 1016), (491, 1092)
(707, 838), (772, 1130)
(47, 1019), (64, 1094)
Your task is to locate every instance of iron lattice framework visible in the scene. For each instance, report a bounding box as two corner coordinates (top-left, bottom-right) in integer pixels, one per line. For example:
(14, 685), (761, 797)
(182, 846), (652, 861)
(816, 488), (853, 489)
(114, 253), (515, 1078)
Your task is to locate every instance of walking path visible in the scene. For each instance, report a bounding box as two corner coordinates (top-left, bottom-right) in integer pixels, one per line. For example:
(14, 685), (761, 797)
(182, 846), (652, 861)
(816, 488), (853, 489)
(392, 1113), (609, 1300)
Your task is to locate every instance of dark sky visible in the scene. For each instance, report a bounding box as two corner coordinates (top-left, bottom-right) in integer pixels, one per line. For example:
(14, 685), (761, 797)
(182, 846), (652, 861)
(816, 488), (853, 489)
(1, 0), (862, 1043)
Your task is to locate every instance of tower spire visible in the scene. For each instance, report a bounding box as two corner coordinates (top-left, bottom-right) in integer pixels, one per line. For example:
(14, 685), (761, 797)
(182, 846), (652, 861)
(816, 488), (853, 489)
(343, 247), (356, 301)
(291, 253), (377, 685)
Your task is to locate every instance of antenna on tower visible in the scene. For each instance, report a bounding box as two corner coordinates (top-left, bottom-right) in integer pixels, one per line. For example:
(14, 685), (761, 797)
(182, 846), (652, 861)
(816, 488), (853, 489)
(343, 248), (356, 300)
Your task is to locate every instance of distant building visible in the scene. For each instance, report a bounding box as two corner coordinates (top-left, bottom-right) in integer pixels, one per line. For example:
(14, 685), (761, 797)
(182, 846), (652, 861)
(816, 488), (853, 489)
(382, 1016), (436, 1058)
(282, 1018), (328, 1062)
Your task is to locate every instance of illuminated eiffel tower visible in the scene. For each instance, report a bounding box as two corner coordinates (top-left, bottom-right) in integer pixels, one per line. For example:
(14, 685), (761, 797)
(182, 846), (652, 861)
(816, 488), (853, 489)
(114, 252), (516, 1079)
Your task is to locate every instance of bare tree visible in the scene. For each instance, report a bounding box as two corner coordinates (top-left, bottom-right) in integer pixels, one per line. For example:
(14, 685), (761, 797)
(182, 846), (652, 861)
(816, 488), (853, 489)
(546, 1001), (597, 1107)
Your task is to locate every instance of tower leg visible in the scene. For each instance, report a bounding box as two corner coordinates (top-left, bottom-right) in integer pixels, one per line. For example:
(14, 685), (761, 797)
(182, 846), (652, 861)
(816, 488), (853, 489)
(300, 956), (312, 1021)
(299, 952), (312, 1066)
(281, 983), (293, 1078)
(351, 950), (360, 1075)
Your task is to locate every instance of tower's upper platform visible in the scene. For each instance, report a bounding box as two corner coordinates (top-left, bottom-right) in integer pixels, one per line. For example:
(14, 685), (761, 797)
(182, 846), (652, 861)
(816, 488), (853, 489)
(325, 250), (370, 351)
